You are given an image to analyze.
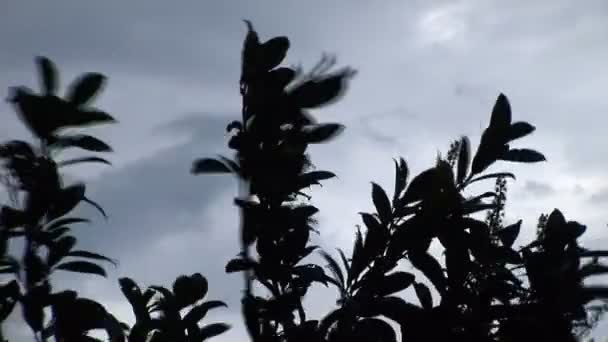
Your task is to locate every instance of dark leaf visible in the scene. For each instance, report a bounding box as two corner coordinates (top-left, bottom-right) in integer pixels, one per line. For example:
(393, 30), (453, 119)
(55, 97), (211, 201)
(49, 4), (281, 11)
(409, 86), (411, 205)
(48, 183), (85, 220)
(184, 301), (227, 325)
(489, 93), (511, 129)
(57, 156), (111, 167)
(299, 171), (336, 187)
(36, 56), (58, 95)
(45, 217), (90, 231)
(580, 263), (608, 278)
(66, 250), (117, 266)
(199, 323), (230, 340)
(55, 260), (106, 277)
(225, 258), (256, 273)
(299, 123), (345, 143)
(413, 282), (433, 310)
(260, 36), (290, 71)
(355, 318), (397, 342)
(457, 136), (470, 184)
(374, 271), (415, 296)
(466, 172), (516, 186)
(393, 157), (408, 204)
(402, 168), (435, 203)
(289, 70), (353, 109)
(191, 158), (232, 174)
(83, 196), (107, 219)
(497, 220), (522, 248)
(51, 134), (112, 152)
(409, 251), (446, 295)
(319, 251), (345, 287)
(501, 148), (546, 163)
(67, 73), (106, 106)
(371, 182), (392, 225)
(47, 236), (77, 266)
(294, 264), (329, 286)
(508, 121), (536, 141)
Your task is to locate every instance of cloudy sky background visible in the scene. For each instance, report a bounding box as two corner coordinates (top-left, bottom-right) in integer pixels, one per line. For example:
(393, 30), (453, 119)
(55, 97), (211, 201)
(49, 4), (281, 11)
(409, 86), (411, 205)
(2, 0), (608, 340)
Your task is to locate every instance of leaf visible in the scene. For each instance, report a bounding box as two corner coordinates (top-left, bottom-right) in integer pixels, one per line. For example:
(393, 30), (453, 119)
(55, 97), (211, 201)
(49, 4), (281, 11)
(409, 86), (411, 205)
(337, 248), (351, 285)
(413, 282), (433, 310)
(408, 251), (446, 295)
(355, 318), (397, 342)
(199, 323), (231, 340)
(66, 250), (117, 266)
(294, 264), (329, 286)
(500, 148), (546, 163)
(191, 158), (232, 174)
(393, 157), (408, 204)
(83, 197), (107, 219)
(508, 121), (536, 141)
(466, 172), (516, 186)
(299, 123), (345, 143)
(402, 168), (435, 203)
(259, 36), (290, 71)
(289, 71), (353, 109)
(299, 171), (336, 186)
(457, 136), (470, 184)
(55, 260), (106, 277)
(48, 183), (86, 220)
(57, 156), (111, 167)
(66, 72), (106, 106)
(225, 258), (256, 273)
(371, 182), (392, 225)
(36, 56), (58, 95)
(580, 263), (608, 278)
(52, 134), (112, 152)
(62, 109), (116, 128)
(184, 301), (227, 325)
(489, 93), (511, 129)
(47, 236), (77, 266)
(497, 220), (522, 248)
(374, 272), (415, 296)
(45, 217), (90, 231)
(319, 251), (345, 287)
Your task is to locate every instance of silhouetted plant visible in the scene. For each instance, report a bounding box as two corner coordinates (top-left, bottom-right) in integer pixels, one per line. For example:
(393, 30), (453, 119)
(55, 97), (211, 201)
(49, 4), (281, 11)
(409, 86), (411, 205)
(193, 23), (608, 342)
(118, 274), (229, 341)
(0, 57), (229, 342)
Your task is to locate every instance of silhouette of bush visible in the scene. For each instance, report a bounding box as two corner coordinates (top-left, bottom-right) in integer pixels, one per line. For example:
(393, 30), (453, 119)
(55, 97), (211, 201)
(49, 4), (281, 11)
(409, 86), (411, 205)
(1, 22), (608, 342)
(194, 22), (608, 342)
(0, 58), (228, 341)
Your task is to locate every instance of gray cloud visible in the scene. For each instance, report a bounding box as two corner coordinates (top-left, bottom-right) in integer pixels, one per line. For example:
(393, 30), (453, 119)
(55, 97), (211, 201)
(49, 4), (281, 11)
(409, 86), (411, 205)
(523, 180), (556, 198)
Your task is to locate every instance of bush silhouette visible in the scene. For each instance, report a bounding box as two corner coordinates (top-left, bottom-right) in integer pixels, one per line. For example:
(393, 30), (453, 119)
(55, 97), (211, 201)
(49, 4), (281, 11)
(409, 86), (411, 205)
(0, 21), (607, 342)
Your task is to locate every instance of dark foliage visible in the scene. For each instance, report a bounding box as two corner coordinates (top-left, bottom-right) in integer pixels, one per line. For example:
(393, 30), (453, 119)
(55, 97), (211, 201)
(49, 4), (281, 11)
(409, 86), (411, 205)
(1, 22), (606, 342)
(0, 58), (229, 341)
(193, 23), (608, 342)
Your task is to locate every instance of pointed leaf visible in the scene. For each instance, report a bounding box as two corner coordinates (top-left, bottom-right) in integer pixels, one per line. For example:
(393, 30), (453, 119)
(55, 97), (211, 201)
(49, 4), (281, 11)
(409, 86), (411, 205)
(191, 158), (232, 174)
(83, 197), (107, 219)
(508, 121), (535, 141)
(67, 73), (106, 106)
(299, 123), (344, 143)
(371, 182), (392, 225)
(199, 323), (230, 340)
(413, 282), (433, 310)
(57, 157), (111, 167)
(36, 56), (58, 95)
(374, 271), (415, 296)
(497, 220), (522, 248)
(55, 261), (106, 277)
(66, 250), (117, 266)
(45, 217), (90, 231)
(457, 136), (470, 184)
(489, 93), (511, 129)
(501, 148), (546, 163)
(51, 134), (112, 152)
(184, 301), (227, 325)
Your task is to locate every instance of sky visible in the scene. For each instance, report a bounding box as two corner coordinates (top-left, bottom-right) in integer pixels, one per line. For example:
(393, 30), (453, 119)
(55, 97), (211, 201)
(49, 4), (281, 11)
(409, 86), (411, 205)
(1, 0), (608, 340)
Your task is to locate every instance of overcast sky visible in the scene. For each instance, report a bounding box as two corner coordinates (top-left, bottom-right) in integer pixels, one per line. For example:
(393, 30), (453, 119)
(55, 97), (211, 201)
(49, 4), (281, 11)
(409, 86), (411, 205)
(2, 0), (608, 340)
